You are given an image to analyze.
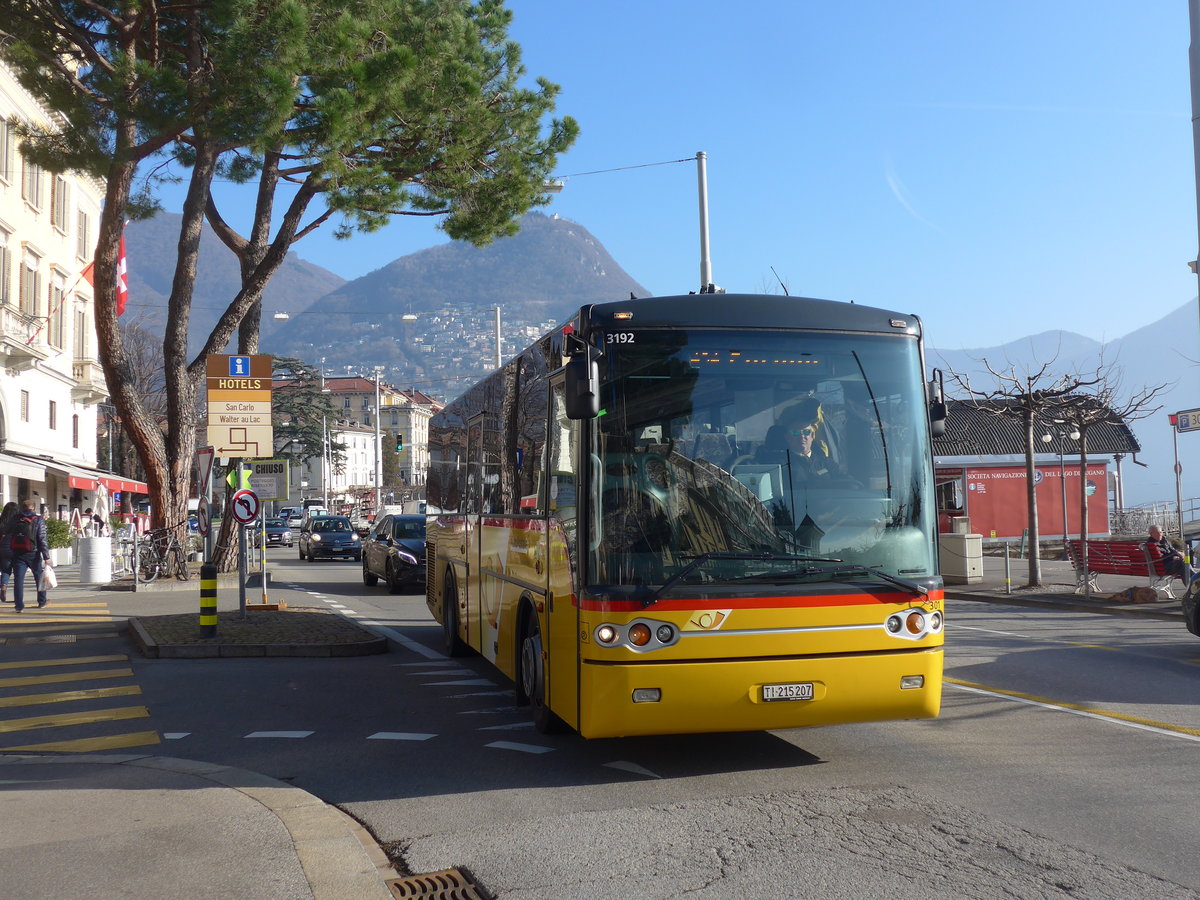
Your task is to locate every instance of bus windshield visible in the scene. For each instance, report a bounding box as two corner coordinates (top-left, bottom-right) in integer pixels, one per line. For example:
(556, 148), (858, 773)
(590, 328), (935, 593)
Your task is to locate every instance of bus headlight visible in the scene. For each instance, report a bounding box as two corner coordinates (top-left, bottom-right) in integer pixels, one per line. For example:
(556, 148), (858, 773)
(885, 608), (941, 640)
(593, 619), (680, 652)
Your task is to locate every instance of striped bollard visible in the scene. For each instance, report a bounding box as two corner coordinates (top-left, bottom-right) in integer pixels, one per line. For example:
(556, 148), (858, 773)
(200, 563), (218, 638)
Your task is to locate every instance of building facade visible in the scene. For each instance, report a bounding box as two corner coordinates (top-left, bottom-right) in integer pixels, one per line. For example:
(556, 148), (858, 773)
(0, 61), (145, 519)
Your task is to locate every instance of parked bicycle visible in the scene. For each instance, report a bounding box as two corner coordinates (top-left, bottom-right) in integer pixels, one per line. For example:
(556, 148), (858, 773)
(136, 526), (191, 583)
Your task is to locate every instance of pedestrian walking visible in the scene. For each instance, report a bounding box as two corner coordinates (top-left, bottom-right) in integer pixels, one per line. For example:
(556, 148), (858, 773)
(0, 500), (16, 603)
(6, 499), (52, 611)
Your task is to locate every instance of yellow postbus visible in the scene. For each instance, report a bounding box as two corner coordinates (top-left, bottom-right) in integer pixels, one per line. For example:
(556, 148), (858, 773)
(425, 293), (945, 738)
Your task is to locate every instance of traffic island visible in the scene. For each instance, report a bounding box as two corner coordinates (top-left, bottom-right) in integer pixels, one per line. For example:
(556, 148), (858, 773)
(129, 606), (388, 658)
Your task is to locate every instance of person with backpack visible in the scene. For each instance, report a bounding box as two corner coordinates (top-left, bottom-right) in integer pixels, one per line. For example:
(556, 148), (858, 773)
(0, 500), (17, 603)
(8, 499), (52, 612)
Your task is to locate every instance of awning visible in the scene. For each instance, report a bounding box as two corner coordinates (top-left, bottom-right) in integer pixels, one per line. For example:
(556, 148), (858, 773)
(99, 475), (148, 494)
(69, 474), (99, 490)
(0, 451), (46, 481)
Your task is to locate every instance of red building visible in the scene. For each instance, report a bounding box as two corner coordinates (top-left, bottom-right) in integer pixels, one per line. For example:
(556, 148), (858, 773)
(932, 399), (1140, 542)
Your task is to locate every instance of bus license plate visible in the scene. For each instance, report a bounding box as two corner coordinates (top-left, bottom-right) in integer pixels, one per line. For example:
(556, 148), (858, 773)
(762, 682), (814, 702)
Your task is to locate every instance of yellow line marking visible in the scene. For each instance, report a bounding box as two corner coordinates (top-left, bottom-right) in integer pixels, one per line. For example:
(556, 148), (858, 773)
(948, 677), (1200, 738)
(0, 623), (118, 633)
(0, 705), (149, 734)
(0, 685), (142, 708)
(0, 668), (134, 688)
(1062, 642), (1120, 651)
(0, 654), (127, 671)
(3, 731), (161, 752)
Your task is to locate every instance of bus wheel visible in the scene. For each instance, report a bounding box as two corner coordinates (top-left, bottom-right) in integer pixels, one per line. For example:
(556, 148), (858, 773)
(519, 612), (560, 733)
(442, 571), (467, 657)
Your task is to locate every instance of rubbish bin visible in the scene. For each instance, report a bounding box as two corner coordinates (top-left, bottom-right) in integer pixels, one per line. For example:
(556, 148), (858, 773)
(78, 536), (113, 583)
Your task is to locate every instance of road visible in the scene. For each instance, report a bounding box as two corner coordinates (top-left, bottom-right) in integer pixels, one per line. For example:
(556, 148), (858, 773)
(7, 550), (1199, 897)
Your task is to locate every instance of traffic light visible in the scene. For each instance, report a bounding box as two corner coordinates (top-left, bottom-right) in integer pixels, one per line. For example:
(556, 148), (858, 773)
(395, 433), (404, 452)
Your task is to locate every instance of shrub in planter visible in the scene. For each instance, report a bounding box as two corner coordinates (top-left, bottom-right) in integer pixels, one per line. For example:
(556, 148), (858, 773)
(46, 517), (72, 550)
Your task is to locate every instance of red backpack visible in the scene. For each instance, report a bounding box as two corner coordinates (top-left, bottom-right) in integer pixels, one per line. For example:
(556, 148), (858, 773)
(9, 516), (36, 553)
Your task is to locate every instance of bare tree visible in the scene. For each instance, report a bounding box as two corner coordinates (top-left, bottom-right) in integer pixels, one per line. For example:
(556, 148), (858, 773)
(1058, 374), (1169, 597)
(948, 360), (1100, 587)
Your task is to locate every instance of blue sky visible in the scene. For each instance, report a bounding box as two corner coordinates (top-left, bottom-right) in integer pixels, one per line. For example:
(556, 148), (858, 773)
(159, 2), (1197, 351)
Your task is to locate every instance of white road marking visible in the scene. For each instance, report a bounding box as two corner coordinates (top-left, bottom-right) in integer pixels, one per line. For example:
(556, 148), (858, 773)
(244, 731), (314, 739)
(458, 707), (520, 715)
(367, 732), (437, 741)
(605, 761), (661, 779)
(427, 678), (496, 686)
(486, 740), (554, 754)
(947, 683), (1200, 743)
(448, 690), (512, 698)
(163, 732), (190, 740)
(478, 721), (535, 731)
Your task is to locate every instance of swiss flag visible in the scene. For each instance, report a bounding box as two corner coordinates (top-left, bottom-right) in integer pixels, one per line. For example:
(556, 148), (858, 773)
(116, 233), (128, 316)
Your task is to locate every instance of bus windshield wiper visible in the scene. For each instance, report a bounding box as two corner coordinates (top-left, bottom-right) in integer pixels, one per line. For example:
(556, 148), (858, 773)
(732, 563), (928, 597)
(645, 552), (843, 606)
(830, 565), (928, 597)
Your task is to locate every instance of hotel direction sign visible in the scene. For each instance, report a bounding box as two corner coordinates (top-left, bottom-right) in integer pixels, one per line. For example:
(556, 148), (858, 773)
(206, 354), (274, 457)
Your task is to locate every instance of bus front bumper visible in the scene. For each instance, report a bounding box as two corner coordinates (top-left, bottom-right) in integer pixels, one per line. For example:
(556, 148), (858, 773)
(577, 648), (943, 739)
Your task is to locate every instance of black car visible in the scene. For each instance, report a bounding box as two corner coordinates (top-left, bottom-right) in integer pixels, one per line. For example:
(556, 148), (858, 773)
(298, 515), (361, 561)
(362, 514), (426, 593)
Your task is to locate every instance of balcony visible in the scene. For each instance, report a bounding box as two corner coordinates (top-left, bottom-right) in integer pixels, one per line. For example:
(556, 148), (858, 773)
(0, 305), (50, 371)
(71, 358), (110, 404)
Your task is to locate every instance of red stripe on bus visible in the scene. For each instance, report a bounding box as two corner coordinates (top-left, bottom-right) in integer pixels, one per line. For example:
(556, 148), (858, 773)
(575, 591), (940, 612)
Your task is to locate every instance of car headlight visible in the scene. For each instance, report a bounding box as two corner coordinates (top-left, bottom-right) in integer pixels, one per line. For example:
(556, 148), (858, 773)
(282, 530), (291, 538)
(396, 549), (418, 565)
(310, 534), (322, 542)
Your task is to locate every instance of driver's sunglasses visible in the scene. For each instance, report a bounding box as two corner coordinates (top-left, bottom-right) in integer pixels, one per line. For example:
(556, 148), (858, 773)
(789, 426), (816, 437)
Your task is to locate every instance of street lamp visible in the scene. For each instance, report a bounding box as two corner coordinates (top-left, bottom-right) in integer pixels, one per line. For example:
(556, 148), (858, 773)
(1042, 420), (1080, 545)
(373, 366), (383, 515)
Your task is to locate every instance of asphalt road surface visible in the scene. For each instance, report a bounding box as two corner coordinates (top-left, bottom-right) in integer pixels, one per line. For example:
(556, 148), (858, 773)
(40, 551), (1200, 898)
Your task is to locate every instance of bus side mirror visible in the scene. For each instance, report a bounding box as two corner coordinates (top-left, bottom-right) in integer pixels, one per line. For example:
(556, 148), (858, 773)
(928, 368), (947, 437)
(930, 400), (947, 437)
(565, 352), (599, 419)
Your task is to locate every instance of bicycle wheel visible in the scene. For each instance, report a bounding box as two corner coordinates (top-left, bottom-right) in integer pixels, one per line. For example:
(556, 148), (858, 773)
(167, 544), (190, 580)
(136, 544), (161, 583)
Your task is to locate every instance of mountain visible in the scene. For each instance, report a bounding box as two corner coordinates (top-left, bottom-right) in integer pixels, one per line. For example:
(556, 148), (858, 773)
(930, 303), (1200, 508)
(123, 212), (347, 346)
(124, 211), (648, 389)
(262, 212), (649, 372)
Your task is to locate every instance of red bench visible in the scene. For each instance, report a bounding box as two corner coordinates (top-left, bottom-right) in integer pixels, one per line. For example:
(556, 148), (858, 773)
(1064, 539), (1178, 599)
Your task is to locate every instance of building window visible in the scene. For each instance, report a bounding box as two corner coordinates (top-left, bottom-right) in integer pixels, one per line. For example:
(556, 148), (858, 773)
(20, 390), (29, 422)
(73, 414), (79, 449)
(22, 158), (43, 209)
(19, 249), (40, 316)
(49, 399), (57, 430)
(51, 176), (69, 232)
(48, 278), (65, 348)
(74, 305), (88, 358)
(0, 119), (11, 183)
(343, 397), (351, 410)
(77, 209), (91, 260)
(0, 229), (9, 306)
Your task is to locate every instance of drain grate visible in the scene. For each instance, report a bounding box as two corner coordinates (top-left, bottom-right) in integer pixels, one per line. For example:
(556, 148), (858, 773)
(9, 634), (78, 645)
(386, 867), (488, 899)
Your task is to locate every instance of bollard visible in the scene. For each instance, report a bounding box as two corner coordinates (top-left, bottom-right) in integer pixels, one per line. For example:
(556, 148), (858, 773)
(1004, 541), (1012, 594)
(200, 562), (218, 638)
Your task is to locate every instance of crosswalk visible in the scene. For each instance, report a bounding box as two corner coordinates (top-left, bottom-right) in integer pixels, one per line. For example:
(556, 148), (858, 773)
(0, 600), (160, 752)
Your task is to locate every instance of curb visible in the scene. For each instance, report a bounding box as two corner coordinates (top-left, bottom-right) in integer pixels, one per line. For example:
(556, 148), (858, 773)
(127, 618), (389, 659)
(0, 753), (395, 900)
(946, 589), (1184, 621)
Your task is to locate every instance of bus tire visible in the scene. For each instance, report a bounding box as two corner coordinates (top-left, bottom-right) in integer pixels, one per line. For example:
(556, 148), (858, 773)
(519, 609), (561, 733)
(442, 571), (467, 657)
